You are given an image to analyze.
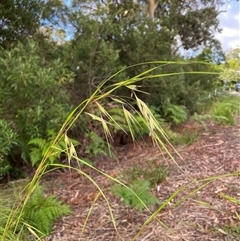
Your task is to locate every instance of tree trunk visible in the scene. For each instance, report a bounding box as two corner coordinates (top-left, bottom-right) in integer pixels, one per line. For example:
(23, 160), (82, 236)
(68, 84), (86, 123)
(148, 0), (158, 19)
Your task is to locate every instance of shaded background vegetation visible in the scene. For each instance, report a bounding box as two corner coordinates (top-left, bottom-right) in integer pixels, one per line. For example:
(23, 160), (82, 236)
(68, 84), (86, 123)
(0, 0), (239, 181)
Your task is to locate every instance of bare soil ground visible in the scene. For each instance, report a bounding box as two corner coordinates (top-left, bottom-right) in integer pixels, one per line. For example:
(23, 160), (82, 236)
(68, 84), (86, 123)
(42, 117), (240, 241)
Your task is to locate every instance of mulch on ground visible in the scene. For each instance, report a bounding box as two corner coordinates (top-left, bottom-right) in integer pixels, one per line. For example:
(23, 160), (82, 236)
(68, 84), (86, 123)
(43, 118), (240, 241)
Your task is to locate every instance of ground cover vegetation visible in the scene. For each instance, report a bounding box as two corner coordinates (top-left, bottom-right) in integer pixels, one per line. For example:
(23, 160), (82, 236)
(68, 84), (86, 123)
(0, 0), (240, 240)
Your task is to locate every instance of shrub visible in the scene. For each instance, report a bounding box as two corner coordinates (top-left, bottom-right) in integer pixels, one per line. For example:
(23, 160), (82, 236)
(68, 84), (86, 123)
(0, 120), (18, 179)
(0, 40), (73, 162)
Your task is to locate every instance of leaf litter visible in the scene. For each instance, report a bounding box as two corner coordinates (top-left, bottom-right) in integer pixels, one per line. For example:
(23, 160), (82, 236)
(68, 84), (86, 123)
(43, 117), (240, 241)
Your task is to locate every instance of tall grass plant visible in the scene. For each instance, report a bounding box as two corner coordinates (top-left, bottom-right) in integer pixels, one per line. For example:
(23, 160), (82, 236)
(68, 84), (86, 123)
(3, 61), (239, 241)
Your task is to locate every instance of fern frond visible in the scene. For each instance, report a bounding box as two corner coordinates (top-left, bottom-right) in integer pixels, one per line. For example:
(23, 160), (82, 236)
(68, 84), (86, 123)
(22, 185), (72, 237)
(28, 138), (47, 150)
(28, 147), (44, 166)
(112, 179), (161, 212)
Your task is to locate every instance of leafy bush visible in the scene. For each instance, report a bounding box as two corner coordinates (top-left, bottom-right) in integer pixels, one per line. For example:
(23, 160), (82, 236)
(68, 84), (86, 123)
(179, 61), (220, 114)
(0, 40), (73, 165)
(0, 120), (18, 179)
(112, 179), (161, 212)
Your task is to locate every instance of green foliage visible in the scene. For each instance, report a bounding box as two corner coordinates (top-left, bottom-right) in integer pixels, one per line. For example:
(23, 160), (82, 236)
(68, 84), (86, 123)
(225, 47), (240, 71)
(0, 0), (66, 49)
(142, 106), (167, 135)
(108, 104), (149, 138)
(85, 131), (112, 158)
(164, 103), (188, 125)
(0, 120), (18, 160)
(22, 185), (72, 238)
(121, 160), (169, 188)
(221, 225), (240, 239)
(0, 205), (15, 240)
(0, 40), (73, 166)
(112, 179), (161, 212)
(66, 11), (126, 102)
(112, 159), (168, 212)
(108, 104), (166, 140)
(194, 95), (240, 126)
(65, 0), (225, 124)
(0, 120), (18, 178)
(211, 98), (239, 125)
(0, 185), (25, 240)
(194, 92), (218, 114)
(0, 183), (71, 240)
(195, 48), (225, 64)
(108, 105), (130, 131)
(124, 64), (186, 115)
(28, 129), (79, 167)
(0, 181), (26, 240)
(155, 2), (222, 50)
(219, 67), (239, 84)
(178, 61), (220, 114)
(1, 40), (73, 138)
(170, 131), (199, 145)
